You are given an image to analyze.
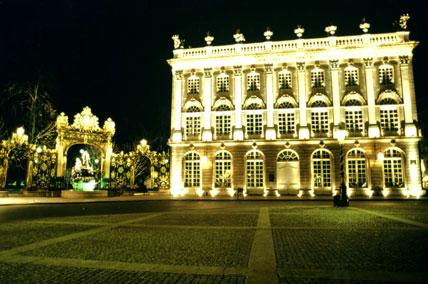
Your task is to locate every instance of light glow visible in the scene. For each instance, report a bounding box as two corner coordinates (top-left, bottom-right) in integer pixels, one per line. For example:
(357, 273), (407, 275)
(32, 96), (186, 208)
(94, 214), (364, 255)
(263, 189), (268, 197)
(377, 153), (384, 161)
(196, 188), (204, 197)
(309, 189), (315, 197)
(382, 189), (389, 197)
(227, 188), (235, 197)
(243, 189), (248, 197)
(275, 190), (280, 197)
(210, 189), (219, 197)
(366, 190), (374, 198)
(297, 190), (303, 198)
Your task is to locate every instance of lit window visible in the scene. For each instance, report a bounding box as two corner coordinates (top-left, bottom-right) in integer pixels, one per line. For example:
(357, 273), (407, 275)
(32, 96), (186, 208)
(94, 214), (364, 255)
(311, 100), (327, 108)
(217, 75), (229, 92)
(216, 115), (231, 136)
(344, 67), (359, 86)
(312, 150), (331, 188)
(186, 106), (201, 113)
(345, 110), (363, 133)
(379, 98), (397, 105)
(188, 77), (200, 94)
(246, 151), (264, 187)
(279, 71), (292, 89)
(383, 148), (404, 188)
(311, 69), (325, 88)
(311, 111), (329, 133)
(347, 149), (367, 188)
(215, 151), (232, 188)
(184, 152), (200, 187)
(246, 113), (263, 135)
(246, 103), (262, 110)
(379, 65), (394, 85)
(277, 150), (299, 162)
(380, 109), (399, 132)
(186, 116), (201, 136)
(344, 99), (362, 106)
(278, 101), (294, 109)
(216, 104), (231, 111)
(278, 113), (295, 135)
(248, 73), (260, 91)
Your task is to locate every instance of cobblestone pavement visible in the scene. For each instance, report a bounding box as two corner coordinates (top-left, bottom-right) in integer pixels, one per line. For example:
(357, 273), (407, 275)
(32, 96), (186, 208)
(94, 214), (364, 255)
(0, 202), (427, 283)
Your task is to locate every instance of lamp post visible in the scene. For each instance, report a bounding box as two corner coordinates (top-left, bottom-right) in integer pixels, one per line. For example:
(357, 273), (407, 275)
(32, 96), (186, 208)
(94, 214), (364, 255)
(334, 126), (349, 207)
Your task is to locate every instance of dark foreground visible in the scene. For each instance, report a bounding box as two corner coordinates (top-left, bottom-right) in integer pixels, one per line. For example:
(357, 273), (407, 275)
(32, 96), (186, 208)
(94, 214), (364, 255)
(0, 200), (427, 283)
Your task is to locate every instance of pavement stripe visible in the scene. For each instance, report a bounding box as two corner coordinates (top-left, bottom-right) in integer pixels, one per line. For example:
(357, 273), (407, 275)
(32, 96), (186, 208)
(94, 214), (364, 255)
(3, 255), (246, 276)
(352, 207), (428, 229)
(270, 226), (421, 230)
(247, 207), (278, 284)
(278, 268), (428, 282)
(0, 213), (162, 259)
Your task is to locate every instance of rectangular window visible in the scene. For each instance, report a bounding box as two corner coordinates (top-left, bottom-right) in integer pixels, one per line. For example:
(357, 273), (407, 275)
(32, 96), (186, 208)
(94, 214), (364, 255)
(186, 116), (201, 137)
(344, 69), (358, 86)
(311, 71), (324, 88)
(278, 112), (295, 134)
(279, 72), (292, 89)
(248, 74), (260, 91)
(345, 110), (363, 133)
(313, 160), (331, 187)
(215, 115), (231, 136)
(188, 78), (199, 94)
(215, 160), (231, 187)
(217, 76), (229, 92)
(384, 159), (404, 187)
(184, 161), (200, 187)
(247, 161), (263, 187)
(380, 109), (399, 131)
(246, 113), (263, 135)
(311, 111), (329, 133)
(379, 66), (393, 85)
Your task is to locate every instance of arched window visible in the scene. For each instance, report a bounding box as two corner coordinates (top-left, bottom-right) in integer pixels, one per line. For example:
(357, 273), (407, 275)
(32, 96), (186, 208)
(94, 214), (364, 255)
(379, 65), (394, 85)
(312, 150), (332, 188)
(278, 71), (292, 89)
(188, 76), (200, 94)
(311, 69), (325, 88)
(347, 149), (367, 188)
(214, 151), (232, 188)
(311, 100), (328, 108)
(277, 150), (299, 161)
(383, 148), (404, 187)
(344, 66), (359, 86)
(248, 73), (260, 91)
(278, 101), (294, 109)
(217, 74), (229, 92)
(246, 151), (264, 188)
(344, 99), (362, 106)
(216, 104), (231, 111)
(379, 98), (398, 105)
(246, 103), (262, 110)
(184, 152), (200, 187)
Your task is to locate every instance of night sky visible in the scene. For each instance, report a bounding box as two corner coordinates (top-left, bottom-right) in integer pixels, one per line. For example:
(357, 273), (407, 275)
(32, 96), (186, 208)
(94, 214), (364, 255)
(0, 0), (426, 150)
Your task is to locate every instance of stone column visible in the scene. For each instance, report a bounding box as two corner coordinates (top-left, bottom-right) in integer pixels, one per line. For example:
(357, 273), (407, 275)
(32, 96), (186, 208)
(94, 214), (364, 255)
(297, 62), (309, 139)
(55, 137), (65, 177)
(400, 55), (417, 136)
(265, 63), (276, 140)
(233, 65), (244, 140)
(103, 141), (113, 180)
(202, 68), (213, 141)
(364, 58), (380, 138)
(330, 60), (341, 137)
(172, 70), (183, 142)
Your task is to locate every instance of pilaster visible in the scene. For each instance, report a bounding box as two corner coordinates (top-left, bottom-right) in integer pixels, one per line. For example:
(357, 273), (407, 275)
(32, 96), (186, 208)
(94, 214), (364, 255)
(202, 68), (213, 141)
(364, 58), (380, 138)
(233, 65), (244, 140)
(330, 60), (341, 137)
(297, 61), (309, 139)
(172, 70), (183, 142)
(265, 63), (276, 140)
(400, 55), (417, 137)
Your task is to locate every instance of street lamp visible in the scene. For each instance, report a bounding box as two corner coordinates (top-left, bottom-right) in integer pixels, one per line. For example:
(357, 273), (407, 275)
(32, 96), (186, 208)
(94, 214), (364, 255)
(334, 126), (349, 207)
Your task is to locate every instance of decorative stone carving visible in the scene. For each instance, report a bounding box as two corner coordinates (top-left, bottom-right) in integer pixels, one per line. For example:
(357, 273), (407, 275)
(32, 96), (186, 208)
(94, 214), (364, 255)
(399, 14), (410, 30)
(329, 60), (339, 70)
(252, 142), (257, 149)
(399, 55), (409, 66)
(264, 27), (273, 40)
(175, 70), (183, 80)
(363, 58), (373, 68)
(294, 25), (304, 38)
(171, 35), (181, 49)
(296, 62), (305, 72)
(56, 112), (69, 130)
(103, 118), (116, 136)
(359, 18), (370, 33)
(325, 25), (337, 36)
(264, 63), (273, 74)
(233, 65), (242, 76)
(233, 29), (245, 43)
(204, 32), (214, 45)
(204, 68), (213, 78)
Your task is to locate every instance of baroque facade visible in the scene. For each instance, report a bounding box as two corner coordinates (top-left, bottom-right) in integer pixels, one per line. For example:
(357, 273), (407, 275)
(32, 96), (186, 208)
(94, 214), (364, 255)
(167, 22), (423, 198)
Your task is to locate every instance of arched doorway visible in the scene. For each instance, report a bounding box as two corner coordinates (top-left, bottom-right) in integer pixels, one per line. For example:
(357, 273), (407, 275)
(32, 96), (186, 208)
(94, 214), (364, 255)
(277, 149), (300, 194)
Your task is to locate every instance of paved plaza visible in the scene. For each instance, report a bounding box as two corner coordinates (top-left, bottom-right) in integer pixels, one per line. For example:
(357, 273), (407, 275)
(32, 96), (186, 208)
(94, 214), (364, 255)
(0, 201), (427, 283)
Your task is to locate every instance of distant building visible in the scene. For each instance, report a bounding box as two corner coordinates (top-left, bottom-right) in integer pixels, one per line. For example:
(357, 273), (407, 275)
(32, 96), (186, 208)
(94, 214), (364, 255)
(167, 22), (423, 198)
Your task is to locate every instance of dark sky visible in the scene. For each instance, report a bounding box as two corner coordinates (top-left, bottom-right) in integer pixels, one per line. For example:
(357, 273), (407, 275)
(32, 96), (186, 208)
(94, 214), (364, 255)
(0, 0), (426, 150)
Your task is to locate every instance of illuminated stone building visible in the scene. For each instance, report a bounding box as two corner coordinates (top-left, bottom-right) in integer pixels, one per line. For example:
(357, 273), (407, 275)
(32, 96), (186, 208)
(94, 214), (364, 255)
(167, 20), (423, 198)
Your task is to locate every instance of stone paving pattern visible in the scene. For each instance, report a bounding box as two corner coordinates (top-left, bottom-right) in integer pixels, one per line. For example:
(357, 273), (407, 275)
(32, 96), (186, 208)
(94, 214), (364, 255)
(1, 203), (428, 283)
